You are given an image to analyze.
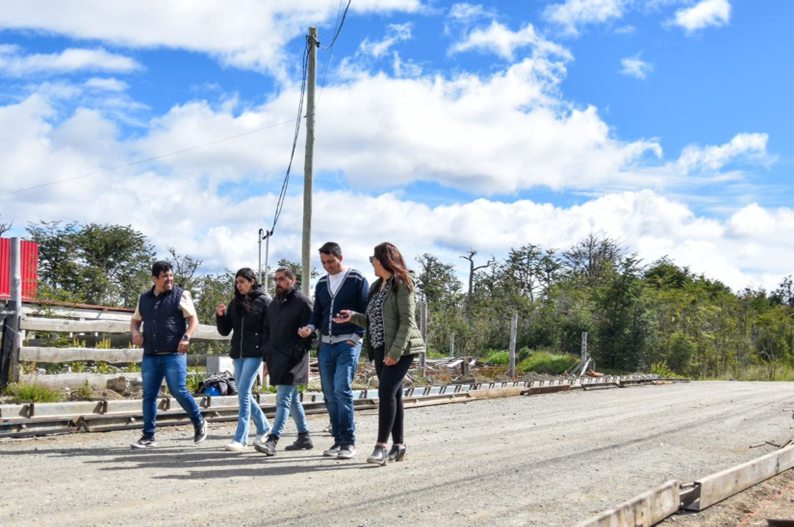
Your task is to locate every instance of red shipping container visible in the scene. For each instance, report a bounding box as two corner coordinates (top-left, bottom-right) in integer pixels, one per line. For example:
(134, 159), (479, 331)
(0, 238), (39, 301)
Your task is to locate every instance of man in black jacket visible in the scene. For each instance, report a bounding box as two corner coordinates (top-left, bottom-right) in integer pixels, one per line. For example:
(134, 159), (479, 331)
(256, 268), (315, 455)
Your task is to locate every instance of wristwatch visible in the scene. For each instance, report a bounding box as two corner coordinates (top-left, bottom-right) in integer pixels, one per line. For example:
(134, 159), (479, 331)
(181, 335), (190, 342)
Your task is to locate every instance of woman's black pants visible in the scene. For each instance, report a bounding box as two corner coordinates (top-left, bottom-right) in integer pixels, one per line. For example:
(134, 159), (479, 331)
(374, 348), (414, 444)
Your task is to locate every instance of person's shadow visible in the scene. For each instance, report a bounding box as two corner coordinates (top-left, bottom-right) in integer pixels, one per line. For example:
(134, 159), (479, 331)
(1, 440), (379, 479)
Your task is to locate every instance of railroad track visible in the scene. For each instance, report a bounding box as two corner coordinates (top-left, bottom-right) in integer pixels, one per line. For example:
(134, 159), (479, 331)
(0, 375), (665, 438)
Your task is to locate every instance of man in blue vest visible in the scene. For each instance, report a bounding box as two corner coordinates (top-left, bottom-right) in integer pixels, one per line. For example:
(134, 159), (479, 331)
(298, 242), (368, 460)
(129, 261), (207, 449)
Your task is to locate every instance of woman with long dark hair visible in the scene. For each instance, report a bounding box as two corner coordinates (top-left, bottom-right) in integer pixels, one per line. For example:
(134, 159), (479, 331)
(215, 268), (271, 451)
(335, 242), (425, 465)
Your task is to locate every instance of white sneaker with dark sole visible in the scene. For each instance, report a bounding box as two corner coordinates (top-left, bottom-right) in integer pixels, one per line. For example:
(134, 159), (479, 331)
(323, 443), (341, 457)
(130, 437), (156, 449)
(337, 444), (356, 459)
(225, 441), (246, 452)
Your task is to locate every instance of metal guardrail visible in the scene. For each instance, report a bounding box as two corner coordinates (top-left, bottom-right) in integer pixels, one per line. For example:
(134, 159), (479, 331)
(0, 375), (663, 438)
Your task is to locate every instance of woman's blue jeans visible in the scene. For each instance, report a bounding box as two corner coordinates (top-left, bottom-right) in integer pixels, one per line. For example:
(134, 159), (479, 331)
(141, 353), (203, 438)
(271, 385), (309, 439)
(233, 357), (271, 444)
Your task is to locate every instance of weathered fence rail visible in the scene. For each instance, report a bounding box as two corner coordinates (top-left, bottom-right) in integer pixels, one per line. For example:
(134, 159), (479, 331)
(1, 289), (229, 388)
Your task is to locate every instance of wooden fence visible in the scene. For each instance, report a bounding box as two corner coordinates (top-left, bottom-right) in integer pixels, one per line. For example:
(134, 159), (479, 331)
(0, 294), (229, 387)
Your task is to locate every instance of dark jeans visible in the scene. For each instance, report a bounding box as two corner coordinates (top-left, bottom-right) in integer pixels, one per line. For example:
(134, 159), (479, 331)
(374, 347), (414, 444)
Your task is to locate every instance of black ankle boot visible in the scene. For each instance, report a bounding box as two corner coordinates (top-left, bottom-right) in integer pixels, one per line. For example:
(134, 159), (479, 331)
(388, 444), (407, 462)
(284, 432), (314, 451)
(367, 445), (388, 466)
(254, 434), (278, 456)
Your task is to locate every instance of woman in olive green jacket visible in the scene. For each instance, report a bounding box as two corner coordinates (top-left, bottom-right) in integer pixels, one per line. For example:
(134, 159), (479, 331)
(334, 242), (425, 465)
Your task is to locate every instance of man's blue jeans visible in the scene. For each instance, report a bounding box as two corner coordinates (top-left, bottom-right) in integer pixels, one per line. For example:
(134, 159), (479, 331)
(271, 385), (309, 439)
(233, 357), (271, 444)
(141, 353), (203, 438)
(318, 341), (361, 445)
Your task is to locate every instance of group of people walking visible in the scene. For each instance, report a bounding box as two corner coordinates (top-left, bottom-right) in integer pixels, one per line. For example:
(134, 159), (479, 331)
(129, 241), (425, 466)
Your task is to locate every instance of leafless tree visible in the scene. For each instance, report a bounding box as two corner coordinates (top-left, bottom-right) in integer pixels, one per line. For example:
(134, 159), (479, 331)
(460, 249), (495, 299)
(0, 218), (12, 237)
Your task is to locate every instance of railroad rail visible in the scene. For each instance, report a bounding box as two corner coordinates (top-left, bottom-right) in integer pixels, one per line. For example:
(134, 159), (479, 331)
(0, 374), (665, 438)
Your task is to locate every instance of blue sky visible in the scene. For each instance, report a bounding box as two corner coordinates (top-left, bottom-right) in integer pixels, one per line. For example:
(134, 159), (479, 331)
(1, 0), (792, 291)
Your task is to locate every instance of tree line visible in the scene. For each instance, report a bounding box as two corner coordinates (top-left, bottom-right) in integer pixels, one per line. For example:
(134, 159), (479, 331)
(23, 222), (794, 378)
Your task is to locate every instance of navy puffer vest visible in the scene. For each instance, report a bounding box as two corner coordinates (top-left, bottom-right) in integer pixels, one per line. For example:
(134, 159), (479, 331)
(138, 286), (187, 355)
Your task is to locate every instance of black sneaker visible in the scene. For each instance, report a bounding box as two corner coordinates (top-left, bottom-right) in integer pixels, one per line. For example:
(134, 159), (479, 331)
(323, 443), (341, 457)
(254, 434), (278, 456)
(193, 419), (207, 444)
(130, 436), (156, 449)
(284, 432), (314, 451)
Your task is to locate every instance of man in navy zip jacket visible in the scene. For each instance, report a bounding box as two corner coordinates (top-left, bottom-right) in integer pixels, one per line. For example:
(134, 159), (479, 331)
(298, 242), (368, 459)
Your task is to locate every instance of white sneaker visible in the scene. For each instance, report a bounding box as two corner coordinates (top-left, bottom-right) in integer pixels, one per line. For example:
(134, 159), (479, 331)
(253, 434), (267, 446)
(225, 440), (246, 452)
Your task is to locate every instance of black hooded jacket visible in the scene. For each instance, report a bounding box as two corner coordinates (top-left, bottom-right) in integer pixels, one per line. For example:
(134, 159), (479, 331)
(216, 285), (271, 359)
(264, 287), (314, 385)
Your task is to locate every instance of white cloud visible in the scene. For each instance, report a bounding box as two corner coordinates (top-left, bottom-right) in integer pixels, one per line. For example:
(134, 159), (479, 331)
(0, 1), (421, 75)
(392, 53), (423, 78)
(0, 46), (141, 76)
(672, 0), (731, 33)
(620, 54), (654, 79)
(4, 115), (792, 292)
(448, 3), (496, 24)
(317, 60), (665, 194)
(544, 0), (629, 35)
(449, 21), (572, 61)
(359, 23), (413, 59)
(675, 133), (772, 175)
(84, 77), (129, 92)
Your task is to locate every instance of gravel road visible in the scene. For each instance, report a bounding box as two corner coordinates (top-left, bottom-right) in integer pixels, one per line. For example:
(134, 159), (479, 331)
(1, 381), (793, 527)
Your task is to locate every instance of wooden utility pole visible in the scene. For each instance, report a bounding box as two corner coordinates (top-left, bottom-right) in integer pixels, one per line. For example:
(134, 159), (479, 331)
(301, 27), (318, 296)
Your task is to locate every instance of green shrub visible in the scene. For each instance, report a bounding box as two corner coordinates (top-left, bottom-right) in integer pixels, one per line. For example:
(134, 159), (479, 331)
(518, 351), (579, 375)
(186, 373), (203, 394)
(650, 361), (682, 379)
(483, 349), (509, 365)
(517, 346), (532, 362)
(73, 381), (92, 399)
(2, 382), (62, 402)
(95, 362), (113, 374)
(425, 346), (447, 359)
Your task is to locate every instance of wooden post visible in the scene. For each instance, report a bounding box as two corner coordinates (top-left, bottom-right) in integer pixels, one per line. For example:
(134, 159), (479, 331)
(508, 312), (517, 379)
(301, 26), (318, 297)
(418, 300), (427, 375)
(0, 237), (22, 387)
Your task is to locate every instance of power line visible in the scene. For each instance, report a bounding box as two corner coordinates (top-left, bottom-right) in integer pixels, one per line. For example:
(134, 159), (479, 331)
(0, 119), (296, 197)
(318, 0), (347, 90)
(322, 0), (352, 51)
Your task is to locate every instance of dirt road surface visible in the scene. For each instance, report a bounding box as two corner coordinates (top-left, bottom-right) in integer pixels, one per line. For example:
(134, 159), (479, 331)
(1, 381), (793, 527)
